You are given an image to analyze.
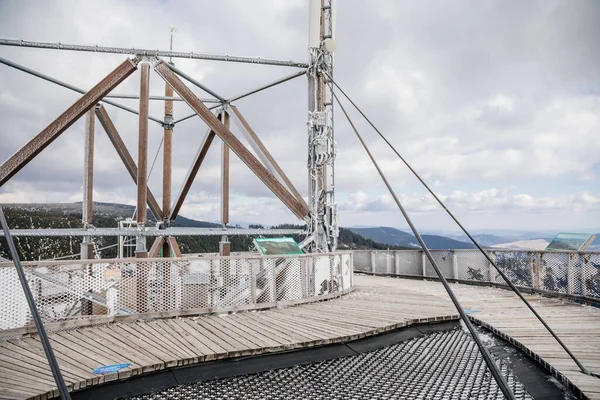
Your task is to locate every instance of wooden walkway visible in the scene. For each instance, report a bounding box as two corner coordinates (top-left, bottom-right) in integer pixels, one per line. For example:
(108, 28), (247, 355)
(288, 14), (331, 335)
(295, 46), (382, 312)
(0, 275), (598, 399)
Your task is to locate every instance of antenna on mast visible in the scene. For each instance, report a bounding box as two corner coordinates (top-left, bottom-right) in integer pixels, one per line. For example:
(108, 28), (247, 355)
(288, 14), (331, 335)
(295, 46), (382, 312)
(169, 25), (178, 64)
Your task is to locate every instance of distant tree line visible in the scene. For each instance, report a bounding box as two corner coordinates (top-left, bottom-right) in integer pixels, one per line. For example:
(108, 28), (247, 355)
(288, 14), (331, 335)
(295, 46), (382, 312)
(0, 207), (408, 261)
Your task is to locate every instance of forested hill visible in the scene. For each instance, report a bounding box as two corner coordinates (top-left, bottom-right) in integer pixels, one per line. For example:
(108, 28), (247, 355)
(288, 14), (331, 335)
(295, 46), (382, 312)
(0, 202), (408, 261)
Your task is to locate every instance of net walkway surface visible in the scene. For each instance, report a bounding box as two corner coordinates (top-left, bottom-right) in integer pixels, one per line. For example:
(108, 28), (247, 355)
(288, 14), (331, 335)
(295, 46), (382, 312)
(129, 327), (535, 400)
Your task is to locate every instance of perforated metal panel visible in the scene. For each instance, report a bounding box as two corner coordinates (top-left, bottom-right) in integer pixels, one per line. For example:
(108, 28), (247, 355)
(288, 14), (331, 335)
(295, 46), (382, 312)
(128, 328), (534, 400)
(352, 249), (600, 300)
(0, 252), (353, 334)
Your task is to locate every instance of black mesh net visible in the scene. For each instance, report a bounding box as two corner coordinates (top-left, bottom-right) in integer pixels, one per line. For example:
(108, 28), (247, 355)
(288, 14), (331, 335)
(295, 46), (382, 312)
(129, 327), (534, 400)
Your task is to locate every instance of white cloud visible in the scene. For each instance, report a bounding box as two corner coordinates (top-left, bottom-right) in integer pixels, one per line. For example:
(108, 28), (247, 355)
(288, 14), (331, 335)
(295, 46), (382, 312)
(342, 188), (600, 215)
(0, 0), (598, 230)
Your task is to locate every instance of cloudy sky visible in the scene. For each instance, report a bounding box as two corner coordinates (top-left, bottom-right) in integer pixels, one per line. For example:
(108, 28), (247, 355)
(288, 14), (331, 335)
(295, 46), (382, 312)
(0, 0), (598, 232)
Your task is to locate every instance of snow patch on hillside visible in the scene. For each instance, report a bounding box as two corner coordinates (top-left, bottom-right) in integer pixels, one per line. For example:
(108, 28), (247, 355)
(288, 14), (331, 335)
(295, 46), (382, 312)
(491, 239), (549, 250)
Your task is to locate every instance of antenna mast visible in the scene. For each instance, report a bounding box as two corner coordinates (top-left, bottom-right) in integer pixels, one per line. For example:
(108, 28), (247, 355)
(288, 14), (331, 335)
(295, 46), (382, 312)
(306, 0), (337, 252)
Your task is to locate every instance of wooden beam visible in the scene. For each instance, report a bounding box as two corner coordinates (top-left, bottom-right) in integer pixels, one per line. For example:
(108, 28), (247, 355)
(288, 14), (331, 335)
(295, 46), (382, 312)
(137, 64), (150, 225)
(82, 108), (95, 225)
(95, 105), (162, 220)
(221, 112), (230, 225)
(0, 58), (139, 187)
(163, 81), (173, 220)
(148, 236), (165, 258)
(229, 105), (307, 209)
(154, 60), (309, 220)
(169, 118), (219, 220)
(167, 237), (182, 257)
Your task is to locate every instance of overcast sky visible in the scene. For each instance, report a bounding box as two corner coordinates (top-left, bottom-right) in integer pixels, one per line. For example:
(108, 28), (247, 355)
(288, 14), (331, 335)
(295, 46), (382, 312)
(0, 0), (598, 232)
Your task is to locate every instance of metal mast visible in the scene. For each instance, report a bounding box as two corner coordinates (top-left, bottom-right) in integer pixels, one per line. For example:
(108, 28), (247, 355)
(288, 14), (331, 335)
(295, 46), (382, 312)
(307, 0), (337, 252)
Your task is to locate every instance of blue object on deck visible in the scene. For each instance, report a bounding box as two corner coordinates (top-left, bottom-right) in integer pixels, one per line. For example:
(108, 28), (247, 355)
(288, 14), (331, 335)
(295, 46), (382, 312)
(93, 363), (131, 374)
(464, 309), (479, 314)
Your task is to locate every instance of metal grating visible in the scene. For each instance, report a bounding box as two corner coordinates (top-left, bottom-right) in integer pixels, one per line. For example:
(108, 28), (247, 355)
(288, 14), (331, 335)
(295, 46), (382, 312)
(129, 328), (534, 400)
(0, 253), (353, 333)
(353, 249), (600, 300)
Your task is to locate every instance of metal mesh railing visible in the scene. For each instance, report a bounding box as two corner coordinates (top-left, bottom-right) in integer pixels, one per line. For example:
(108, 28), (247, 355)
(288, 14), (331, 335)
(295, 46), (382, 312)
(0, 252), (353, 333)
(353, 249), (600, 300)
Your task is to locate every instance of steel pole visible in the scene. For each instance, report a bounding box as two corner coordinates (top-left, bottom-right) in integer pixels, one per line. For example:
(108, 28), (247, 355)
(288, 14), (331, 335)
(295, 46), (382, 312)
(0, 38), (308, 68)
(0, 206), (72, 399)
(334, 93), (516, 400)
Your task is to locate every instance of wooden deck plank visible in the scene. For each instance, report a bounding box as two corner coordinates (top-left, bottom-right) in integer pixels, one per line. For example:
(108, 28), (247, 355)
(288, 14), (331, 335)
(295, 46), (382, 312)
(115, 323), (179, 367)
(80, 327), (157, 368)
(1, 274), (598, 399)
(171, 319), (226, 358)
(0, 367), (54, 391)
(53, 330), (125, 369)
(259, 313), (334, 342)
(0, 343), (84, 386)
(96, 325), (166, 368)
(162, 319), (210, 359)
(210, 316), (272, 349)
(231, 314), (300, 346)
(255, 314), (322, 342)
(182, 319), (239, 355)
(195, 318), (254, 353)
(131, 322), (191, 362)
(4, 338), (94, 384)
(153, 320), (199, 362)
(269, 309), (368, 337)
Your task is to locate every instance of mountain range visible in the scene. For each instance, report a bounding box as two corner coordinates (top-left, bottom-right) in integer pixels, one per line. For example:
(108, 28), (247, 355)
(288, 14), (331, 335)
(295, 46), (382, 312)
(0, 202), (410, 261)
(1, 203), (598, 260)
(348, 226), (600, 251)
(347, 226), (477, 249)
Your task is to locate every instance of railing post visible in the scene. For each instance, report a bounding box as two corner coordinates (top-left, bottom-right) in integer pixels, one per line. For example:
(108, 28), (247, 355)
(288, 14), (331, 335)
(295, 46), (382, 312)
(338, 254), (344, 291)
(582, 254), (590, 298)
(107, 287), (118, 316)
(488, 251), (496, 283)
(451, 251), (458, 280)
(529, 252), (539, 290)
(395, 251), (401, 274)
(422, 251), (427, 277)
(387, 250), (392, 274)
(300, 257), (308, 297)
(567, 253), (575, 295)
(350, 252), (355, 287)
(251, 263), (257, 304)
(330, 255), (335, 293)
(271, 259), (277, 302)
(370, 251), (376, 273)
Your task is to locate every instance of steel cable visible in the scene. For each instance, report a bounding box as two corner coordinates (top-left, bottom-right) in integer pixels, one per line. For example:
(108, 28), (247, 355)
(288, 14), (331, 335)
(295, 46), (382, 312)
(327, 72), (596, 378)
(333, 92), (516, 400)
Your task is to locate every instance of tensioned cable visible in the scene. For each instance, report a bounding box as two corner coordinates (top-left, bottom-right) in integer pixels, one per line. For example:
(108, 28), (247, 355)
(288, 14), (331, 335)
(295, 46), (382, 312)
(333, 92), (516, 400)
(327, 72), (596, 378)
(172, 69), (307, 125)
(0, 56), (164, 125)
(0, 206), (72, 399)
(131, 137), (164, 221)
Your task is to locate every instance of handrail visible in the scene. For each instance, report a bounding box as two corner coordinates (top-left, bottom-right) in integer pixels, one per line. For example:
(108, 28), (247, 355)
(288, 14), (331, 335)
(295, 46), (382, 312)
(0, 252), (354, 335)
(353, 249), (600, 301)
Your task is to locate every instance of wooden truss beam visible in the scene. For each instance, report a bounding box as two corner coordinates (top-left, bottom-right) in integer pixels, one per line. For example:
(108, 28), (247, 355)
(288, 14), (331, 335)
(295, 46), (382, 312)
(229, 105), (307, 209)
(95, 105), (162, 220)
(154, 59), (309, 220)
(0, 58), (139, 187)
(137, 64), (150, 225)
(169, 115), (220, 221)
